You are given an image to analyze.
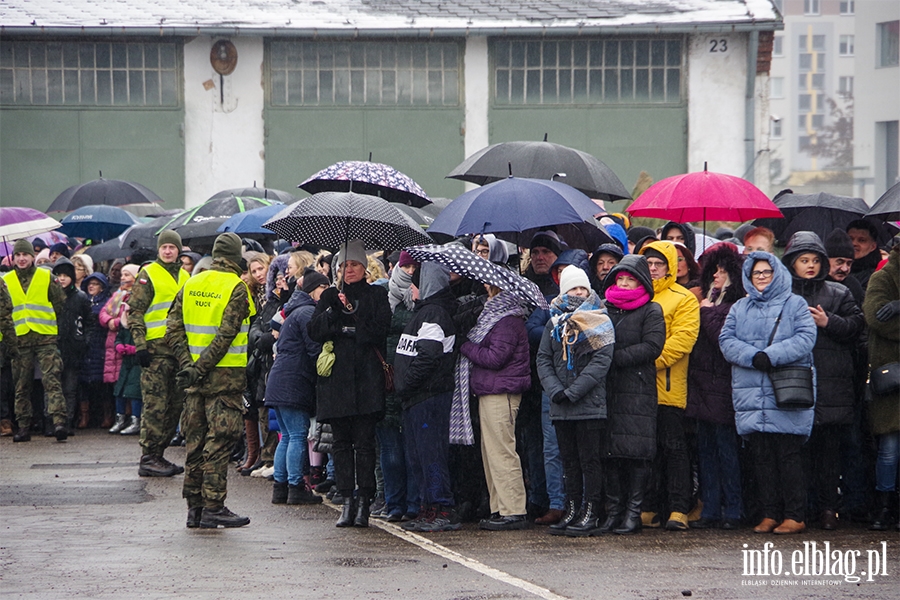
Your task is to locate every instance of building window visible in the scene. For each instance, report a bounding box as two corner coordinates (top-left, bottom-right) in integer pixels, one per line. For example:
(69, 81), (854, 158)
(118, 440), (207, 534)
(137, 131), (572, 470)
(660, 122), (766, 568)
(811, 73), (825, 90)
(840, 1), (855, 15)
(773, 36), (784, 57)
(804, 0), (820, 16)
(799, 53), (812, 70)
(799, 94), (812, 111)
(493, 38), (683, 105)
(812, 35), (826, 51)
(772, 120), (783, 139)
(799, 135), (813, 150)
(839, 76), (854, 96)
(0, 40), (179, 106)
(877, 21), (900, 68)
(811, 114), (824, 129)
(770, 77), (784, 98)
(770, 158), (783, 180)
(267, 40), (461, 106)
(839, 35), (855, 57)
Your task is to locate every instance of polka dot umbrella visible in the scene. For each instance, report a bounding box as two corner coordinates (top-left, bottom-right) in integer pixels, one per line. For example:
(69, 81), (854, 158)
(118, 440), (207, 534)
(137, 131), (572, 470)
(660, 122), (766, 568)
(404, 243), (549, 310)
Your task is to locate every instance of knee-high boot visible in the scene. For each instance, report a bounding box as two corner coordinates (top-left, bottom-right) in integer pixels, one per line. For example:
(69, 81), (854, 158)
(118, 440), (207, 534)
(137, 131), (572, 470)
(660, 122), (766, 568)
(600, 465), (624, 533)
(615, 464), (651, 535)
(76, 401), (90, 429)
(239, 420), (261, 474)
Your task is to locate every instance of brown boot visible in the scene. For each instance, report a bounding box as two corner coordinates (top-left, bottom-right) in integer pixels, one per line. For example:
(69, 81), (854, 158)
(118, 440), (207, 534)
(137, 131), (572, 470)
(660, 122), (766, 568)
(0, 419), (13, 436)
(76, 401), (90, 429)
(753, 518), (778, 533)
(774, 519), (806, 534)
(100, 400), (114, 429)
(237, 420), (260, 473)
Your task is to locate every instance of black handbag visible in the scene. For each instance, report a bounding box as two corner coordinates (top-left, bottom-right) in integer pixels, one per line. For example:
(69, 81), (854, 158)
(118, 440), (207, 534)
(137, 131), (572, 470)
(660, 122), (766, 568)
(766, 305), (815, 409)
(870, 362), (900, 396)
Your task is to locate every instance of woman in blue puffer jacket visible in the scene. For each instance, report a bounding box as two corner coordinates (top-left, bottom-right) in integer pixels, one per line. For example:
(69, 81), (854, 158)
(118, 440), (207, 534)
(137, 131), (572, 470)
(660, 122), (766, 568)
(719, 251), (816, 535)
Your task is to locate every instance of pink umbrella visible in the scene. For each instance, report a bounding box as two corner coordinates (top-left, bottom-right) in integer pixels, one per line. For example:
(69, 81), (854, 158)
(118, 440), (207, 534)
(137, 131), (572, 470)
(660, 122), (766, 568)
(627, 163), (783, 224)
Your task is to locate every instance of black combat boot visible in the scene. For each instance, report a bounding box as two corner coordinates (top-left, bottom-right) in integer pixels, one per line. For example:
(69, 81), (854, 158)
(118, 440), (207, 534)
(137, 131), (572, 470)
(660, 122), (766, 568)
(200, 506), (250, 528)
(354, 493), (371, 528)
(549, 497), (581, 536)
(336, 493), (357, 527)
(54, 424), (68, 442)
(186, 507), (203, 528)
(869, 491), (893, 531)
(272, 482), (289, 504)
(12, 426), (31, 442)
(287, 482), (323, 505)
(565, 501), (601, 537)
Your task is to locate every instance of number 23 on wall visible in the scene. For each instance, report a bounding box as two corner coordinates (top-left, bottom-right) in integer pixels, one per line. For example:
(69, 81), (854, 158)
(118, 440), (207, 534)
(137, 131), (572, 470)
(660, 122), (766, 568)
(709, 39), (729, 53)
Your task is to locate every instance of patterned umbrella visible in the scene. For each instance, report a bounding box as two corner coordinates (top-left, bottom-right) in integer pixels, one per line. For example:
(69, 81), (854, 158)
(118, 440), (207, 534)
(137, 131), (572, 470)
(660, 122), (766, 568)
(263, 191), (432, 251)
(299, 161), (431, 208)
(405, 244), (549, 310)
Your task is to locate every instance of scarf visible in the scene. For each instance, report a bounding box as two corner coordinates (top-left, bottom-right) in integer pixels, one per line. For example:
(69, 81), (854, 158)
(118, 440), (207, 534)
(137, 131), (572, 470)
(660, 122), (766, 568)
(604, 285), (650, 311)
(103, 288), (131, 322)
(451, 290), (527, 445)
(388, 266), (416, 312)
(549, 291), (615, 370)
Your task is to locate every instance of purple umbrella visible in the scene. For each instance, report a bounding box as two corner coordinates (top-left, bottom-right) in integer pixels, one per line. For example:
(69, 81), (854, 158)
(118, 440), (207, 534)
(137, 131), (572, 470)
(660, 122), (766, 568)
(299, 160), (431, 208)
(1, 206), (62, 241)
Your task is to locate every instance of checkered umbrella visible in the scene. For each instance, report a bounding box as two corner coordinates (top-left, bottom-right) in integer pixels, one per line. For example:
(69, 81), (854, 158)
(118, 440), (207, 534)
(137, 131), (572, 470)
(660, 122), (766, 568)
(263, 191), (432, 251)
(405, 244), (549, 309)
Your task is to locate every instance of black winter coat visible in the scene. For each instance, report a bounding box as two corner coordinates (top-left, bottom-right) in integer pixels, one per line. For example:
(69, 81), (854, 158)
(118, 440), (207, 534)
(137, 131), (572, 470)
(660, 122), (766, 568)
(246, 293), (284, 408)
(783, 232), (865, 426)
(308, 280), (391, 422)
(601, 255), (666, 460)
(56, 284), (92, 368)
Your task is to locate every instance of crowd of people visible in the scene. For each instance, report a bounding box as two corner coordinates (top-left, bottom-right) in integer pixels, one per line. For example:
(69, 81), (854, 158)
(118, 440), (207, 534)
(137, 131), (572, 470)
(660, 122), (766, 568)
(1, 214), (898, 536)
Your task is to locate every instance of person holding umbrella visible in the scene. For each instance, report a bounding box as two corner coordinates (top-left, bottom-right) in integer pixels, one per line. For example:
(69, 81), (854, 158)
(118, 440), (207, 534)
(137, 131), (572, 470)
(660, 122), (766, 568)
(127, 230), (190, 477)
(2, 239), (68, 442)
(308, 240), (391, 528)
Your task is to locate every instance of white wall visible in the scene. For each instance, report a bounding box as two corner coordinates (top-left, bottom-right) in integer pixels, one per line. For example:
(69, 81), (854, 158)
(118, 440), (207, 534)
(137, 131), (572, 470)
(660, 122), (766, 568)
(687, 33), (750, 177)
(463, 36), (490, 190)
(183, 36), (266, 208)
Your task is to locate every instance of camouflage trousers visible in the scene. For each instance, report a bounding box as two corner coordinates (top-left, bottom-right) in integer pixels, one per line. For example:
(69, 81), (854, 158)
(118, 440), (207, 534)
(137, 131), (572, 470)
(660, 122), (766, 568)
(182, 391), (242, 510)
(139, 355), (183, 458)
(12, 344), (65, 428)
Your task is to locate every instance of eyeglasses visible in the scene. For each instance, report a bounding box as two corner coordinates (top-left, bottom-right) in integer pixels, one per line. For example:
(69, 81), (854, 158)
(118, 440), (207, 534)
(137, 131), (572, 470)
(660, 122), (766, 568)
(474, 248), (490, 257)
(751, 269), (774, 279)
(646, 260), (667, 268)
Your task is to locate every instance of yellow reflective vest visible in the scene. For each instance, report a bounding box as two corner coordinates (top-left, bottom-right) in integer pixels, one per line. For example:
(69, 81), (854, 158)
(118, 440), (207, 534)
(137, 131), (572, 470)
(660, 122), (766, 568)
(182, 270), (255, 368)
(2, 268), (58, 336)
(143, 262), (189, 341)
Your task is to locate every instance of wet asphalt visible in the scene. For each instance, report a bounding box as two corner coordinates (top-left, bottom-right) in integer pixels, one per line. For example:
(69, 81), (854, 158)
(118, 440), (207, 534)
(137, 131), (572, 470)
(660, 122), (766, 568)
(1, 430), (898, 599)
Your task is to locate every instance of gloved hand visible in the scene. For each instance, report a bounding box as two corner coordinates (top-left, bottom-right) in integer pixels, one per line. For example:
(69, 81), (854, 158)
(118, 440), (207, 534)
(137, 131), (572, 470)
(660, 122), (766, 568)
(136, 349), (152, 368)
(876, 300), (900, 322)
(551, 390), (568, 404)
(175, 365), (201, 389)
(752, 351), (772, 372)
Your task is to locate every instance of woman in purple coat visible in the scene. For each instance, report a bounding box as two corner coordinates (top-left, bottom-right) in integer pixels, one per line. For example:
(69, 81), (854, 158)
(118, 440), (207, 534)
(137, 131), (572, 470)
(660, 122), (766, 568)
(458, 286), (531, 531)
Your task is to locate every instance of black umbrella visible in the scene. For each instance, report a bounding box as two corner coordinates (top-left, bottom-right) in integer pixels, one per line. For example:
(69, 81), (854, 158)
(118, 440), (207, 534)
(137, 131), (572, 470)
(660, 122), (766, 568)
(510, 221), (616, 253)
(866, 181), (900, 221)
(753, 191), (871, 245)
(208, 186), (298, 204)
(48, 175), (164, 213)
(446, 135), (630, 201)
(84, 236), (132, 262)
(165, 195), (280, 242)
(119, 214), (179, 253)
(262, 191), (432, 251)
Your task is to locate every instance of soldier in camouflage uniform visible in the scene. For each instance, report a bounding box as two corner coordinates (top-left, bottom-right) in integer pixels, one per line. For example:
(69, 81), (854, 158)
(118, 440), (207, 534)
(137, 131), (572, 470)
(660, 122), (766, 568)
(166, 233), (254, 528)
(2, 239), (67, 442)
(0, 277), (19, 434)
(128, 230), (188, 477)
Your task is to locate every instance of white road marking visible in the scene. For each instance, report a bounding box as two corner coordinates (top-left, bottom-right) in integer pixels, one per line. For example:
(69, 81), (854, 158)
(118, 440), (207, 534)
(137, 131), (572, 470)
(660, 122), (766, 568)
(324, 502), (569, 600)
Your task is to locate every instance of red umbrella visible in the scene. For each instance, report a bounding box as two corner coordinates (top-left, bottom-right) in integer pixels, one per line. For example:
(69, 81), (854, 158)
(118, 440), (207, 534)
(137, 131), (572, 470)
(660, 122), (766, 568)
(627, 163), (783, 223)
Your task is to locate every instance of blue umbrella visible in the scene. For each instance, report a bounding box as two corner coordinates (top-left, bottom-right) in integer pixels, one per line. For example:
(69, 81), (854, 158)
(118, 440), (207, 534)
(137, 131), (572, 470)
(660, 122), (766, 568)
(58, 204), (141, 242)
(428, 177), (601, 245)
(216, 201), (286, 235)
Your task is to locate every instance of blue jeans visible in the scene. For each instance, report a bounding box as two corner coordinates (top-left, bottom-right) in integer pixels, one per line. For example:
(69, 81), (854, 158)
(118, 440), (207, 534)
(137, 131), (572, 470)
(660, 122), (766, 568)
(273, 406), (311, 487)
(115, 396), (142, 418)
(403, 392), (454, 507)
(376, 421), (418, 515)
(541, 393), (566, 510)
(696, 420), (742, 520)
(875, 432), (900, 492)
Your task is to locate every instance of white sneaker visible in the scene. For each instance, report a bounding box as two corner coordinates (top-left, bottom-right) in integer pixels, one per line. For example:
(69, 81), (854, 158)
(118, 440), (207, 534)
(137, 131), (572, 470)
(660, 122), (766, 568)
(252, 465), (274, 478)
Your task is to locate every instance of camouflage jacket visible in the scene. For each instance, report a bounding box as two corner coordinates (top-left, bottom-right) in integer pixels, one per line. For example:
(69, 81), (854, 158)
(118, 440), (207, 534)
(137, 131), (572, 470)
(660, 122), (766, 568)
(127, 259), (184, 355)
(166, 258), (250, 395)
(8, 265), (66, 348)
(0, 278), (18, 354)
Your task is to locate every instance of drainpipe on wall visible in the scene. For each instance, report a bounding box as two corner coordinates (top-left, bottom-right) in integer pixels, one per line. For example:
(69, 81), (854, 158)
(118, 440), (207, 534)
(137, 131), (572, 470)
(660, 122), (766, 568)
(745, 31), (759, 184)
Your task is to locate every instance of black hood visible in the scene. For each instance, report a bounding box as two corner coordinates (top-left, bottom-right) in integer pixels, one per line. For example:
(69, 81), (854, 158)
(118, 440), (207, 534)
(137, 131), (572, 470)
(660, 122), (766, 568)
(698, 242), (746, 303)
(602, 254), (654, 299)
(782, 231), (829, 283)
(661, 221), (695, 255)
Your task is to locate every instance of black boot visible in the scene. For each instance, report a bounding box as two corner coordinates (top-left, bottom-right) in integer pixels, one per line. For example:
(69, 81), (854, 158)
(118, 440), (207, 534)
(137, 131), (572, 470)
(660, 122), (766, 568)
(599, 468), (624, 534)
(869, 491), (893, 531)
(566, 501), (601, 537)
(336, 493), (357, 527)
(615, 464), (650, 535)
(549, 498), (581, 536)
(199, 506), (250, 528)
(287, 482), (323, 505)
(354, 494), (371, 528)
(272, 482), (289, 504)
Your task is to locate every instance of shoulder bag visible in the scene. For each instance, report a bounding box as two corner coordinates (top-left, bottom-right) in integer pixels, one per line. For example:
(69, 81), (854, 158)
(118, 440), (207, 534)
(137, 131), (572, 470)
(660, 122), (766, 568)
(870, 362), (900, 396)
(765, 304), (815, 409)
(374, 347), (394, 393)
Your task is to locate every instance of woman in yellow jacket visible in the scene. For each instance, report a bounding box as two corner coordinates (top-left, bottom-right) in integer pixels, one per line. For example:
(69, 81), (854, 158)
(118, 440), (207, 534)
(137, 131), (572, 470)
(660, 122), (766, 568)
(638, 240), (700, 530)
